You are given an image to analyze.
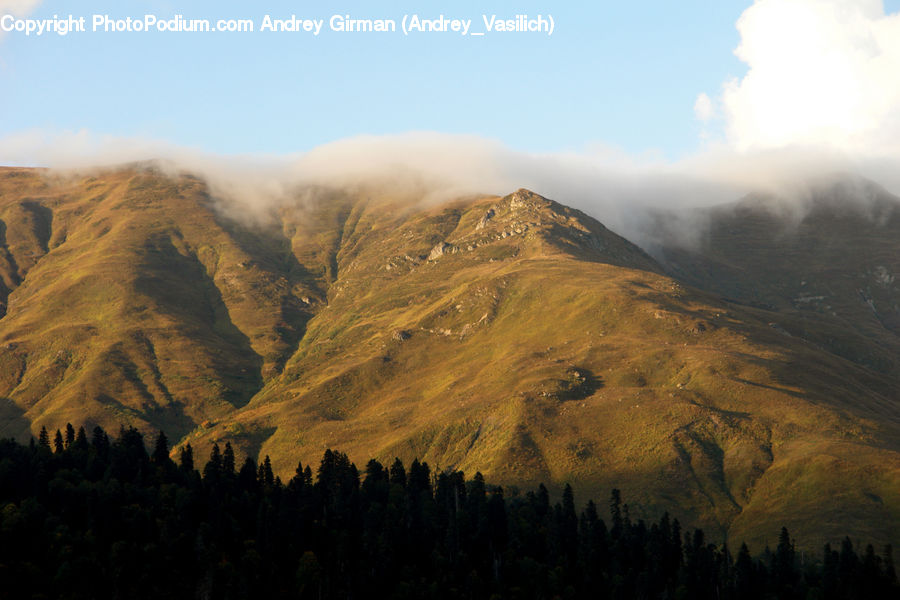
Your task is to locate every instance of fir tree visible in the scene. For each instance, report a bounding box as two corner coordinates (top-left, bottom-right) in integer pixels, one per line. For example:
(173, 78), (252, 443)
(222, 442), (236, 475)
(239, 457), (259, 492)
(74, 426), (89, 451)
(53, 429), (65, 454)
(38, 426), (50, 449)
(772, 526), (797, 593)
(179, 443), (194, 472)
(91, 425), (110, 458)
(152, 431), (170, 464)
(64, 423), (76, 449)
(260, 455), (274, 488)
(203, 443), (222, 480)
(389, 457), (407, 488)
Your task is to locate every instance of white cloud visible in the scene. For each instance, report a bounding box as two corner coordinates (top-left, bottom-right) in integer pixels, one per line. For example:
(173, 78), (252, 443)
(6, 128), (899, 254)
(710, 0), (900, 155)
(694, 93), (715, 122)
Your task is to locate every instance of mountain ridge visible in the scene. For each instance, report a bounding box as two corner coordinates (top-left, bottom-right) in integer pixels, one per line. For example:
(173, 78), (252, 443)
(0, 166), (898, 551)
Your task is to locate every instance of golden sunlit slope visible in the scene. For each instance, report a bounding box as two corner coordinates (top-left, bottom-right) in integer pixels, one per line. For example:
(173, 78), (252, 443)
(0, 166), (325, 440)
(203, 185), (898, 552)
(0, 167), (899, 552)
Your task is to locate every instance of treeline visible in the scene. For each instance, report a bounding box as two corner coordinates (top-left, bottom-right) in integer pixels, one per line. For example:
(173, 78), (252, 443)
(0, 425), (896, 599)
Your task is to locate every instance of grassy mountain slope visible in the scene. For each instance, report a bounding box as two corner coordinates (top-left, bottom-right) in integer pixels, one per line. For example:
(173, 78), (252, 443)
(0, 167), (323, 440)
(655, 178), (900, 376)
(0, 167), (899, 551)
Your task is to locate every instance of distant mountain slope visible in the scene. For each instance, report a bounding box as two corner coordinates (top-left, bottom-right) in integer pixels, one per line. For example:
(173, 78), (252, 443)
(654, 177), (900, 375)
(0, 166), (899, 552)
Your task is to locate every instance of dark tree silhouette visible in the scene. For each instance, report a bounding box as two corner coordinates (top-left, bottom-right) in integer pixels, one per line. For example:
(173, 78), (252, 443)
(152, 430), (170, 464)
(0, 425), (896, 600)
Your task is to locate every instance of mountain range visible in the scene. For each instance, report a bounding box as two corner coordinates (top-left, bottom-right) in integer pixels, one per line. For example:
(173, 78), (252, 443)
(0, 165), (898, 552)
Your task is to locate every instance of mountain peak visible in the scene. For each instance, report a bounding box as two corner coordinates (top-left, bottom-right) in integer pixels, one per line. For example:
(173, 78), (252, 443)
(2, 168), (900, 552)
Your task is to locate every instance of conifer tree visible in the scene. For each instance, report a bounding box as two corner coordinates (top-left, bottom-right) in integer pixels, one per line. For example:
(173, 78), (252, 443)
(91, 425), (110, 458)
(152, 431), (170, 464)
(64, 423), (76, 449)
(74, 426), (89, 451)
(389, 457), (406, 488)
(38, 426), (50, 449)
(260, 455), (274, 488)
(407, 459), (430, 496)
(179, 443), (194, 472)
(609, 488), (623, 538)
(772, 526), (797, 592)
(222, 442), (236, 475)
(561, 483), (579, 566)
(239, 456), (259, 492)
(361, 459), (388, 504)
(487, 486), (507, 579)
(734, 542), (757, 600)
(822, 542), (839, 596)
(204, 443), (222, 480)
(53, 429), (65, 454)
(535, 483), (550, 518)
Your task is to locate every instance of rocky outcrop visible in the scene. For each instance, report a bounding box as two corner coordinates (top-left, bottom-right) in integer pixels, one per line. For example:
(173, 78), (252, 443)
(428, 242), (453, 260)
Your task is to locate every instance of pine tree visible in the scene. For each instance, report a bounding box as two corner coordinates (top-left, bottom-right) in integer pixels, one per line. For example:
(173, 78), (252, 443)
(861, 544), (880, 599)
(203, 443), (222, 480)
(822, 542), (839, 597)
(239, 457), (259, 492)
(179, 443), (194, 472)
(487, 486), (507, 582)
(54, 429), (65, 454)
(609, 488), (623, 538)
(561, 483), (578, 566)
(407, 459), (430, 496)
(222, 442), (236, 476)
(38, 426), (50, 450)
(91, 425), (110, 458)
(734, 542), (757, 600)
(772, 526), (797, 594)
(64, 423), (76, 449)
(112, 426), (150, 481)
(74, 426), (89, 451)
(260, 455), (274, 488)
(152, 431), (170, 464)
(535, 483), (550, 519)
(389, 457), (407, 489)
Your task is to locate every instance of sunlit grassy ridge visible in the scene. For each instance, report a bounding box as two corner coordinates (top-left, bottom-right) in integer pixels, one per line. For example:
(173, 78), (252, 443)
(0, 167), (898, 552)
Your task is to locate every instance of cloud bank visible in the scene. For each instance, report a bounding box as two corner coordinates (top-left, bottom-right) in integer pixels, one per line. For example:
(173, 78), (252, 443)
(4, 129), (896, 249)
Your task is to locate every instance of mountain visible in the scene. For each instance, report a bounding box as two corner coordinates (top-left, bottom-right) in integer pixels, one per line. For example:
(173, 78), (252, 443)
(654, 177), (900, 376)
(0, 165), (899, 552)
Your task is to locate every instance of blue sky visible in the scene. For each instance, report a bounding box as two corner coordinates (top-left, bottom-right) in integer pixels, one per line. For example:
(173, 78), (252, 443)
(0, 1), (753, 159)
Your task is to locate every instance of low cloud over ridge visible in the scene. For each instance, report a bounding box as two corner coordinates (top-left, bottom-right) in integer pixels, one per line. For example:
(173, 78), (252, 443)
(2, 129), (898, 254)
(2, 1), (900, 250)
